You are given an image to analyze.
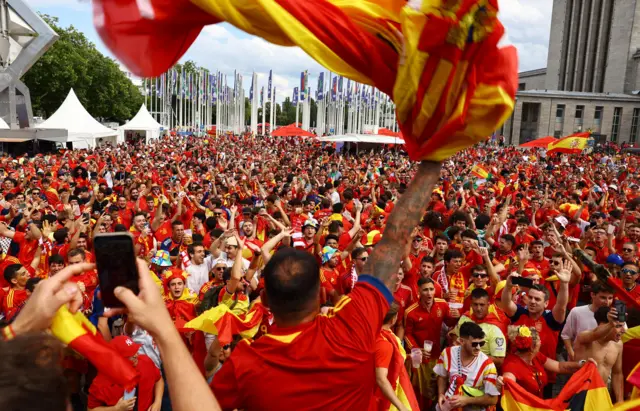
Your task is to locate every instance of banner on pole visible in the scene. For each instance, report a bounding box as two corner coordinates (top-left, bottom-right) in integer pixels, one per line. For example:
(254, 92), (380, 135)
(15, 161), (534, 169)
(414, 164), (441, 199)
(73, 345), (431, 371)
(331, 76), (337, 101)
(293, 87), (299, 105)
(317, 72), (324, 101)
(267, 69), (272, 100)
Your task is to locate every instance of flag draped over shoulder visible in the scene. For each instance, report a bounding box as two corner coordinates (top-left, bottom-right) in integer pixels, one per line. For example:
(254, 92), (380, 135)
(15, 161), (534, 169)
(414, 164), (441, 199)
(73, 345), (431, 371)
(51, 306), (139, 389)
(547, 131), (591, 154)
(94, 0), (517, 162)
(184, 300), (268, 344)
(501, 363), (611, 411)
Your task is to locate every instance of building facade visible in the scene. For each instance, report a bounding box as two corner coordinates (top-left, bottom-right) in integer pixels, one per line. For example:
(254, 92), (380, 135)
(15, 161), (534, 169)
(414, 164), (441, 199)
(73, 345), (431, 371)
(504, 0), (640, 145)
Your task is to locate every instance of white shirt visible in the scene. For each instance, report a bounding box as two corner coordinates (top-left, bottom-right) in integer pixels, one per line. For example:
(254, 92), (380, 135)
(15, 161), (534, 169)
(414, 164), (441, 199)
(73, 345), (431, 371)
(330, 190), (341, 205)
(561, 305), (596, 343)
(186, 254), (215, 293)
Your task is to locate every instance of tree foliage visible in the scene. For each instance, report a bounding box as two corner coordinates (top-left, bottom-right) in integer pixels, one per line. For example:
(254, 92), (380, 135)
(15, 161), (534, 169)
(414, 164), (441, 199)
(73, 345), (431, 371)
(23, 15), (143, 123)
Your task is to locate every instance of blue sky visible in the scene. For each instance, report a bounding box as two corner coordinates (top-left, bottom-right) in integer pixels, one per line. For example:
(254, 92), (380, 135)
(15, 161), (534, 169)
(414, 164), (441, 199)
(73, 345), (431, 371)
(32, 0), (554, 103)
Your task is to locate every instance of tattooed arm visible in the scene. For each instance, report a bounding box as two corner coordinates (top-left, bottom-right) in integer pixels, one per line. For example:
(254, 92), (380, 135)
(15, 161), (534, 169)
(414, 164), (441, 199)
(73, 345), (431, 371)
(364, 162), (441, 289)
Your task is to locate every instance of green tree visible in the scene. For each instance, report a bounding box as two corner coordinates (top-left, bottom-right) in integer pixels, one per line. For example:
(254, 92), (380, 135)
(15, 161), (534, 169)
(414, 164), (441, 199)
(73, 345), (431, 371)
(23, 15), (143, 123)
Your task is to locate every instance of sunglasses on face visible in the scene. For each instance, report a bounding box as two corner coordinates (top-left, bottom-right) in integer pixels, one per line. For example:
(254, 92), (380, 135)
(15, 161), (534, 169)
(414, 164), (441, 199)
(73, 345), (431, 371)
(471, 341), (486, 348)
(223, 344), (231, 350)
(622, 268), (638, 275)
(472, 273), (488, 278)
(413, 238), (422, 242)
(358, 256), (368, 262)
(551, 260), (562, 266)
(214, 267), (225, 271)
(624, 248), (635, 252)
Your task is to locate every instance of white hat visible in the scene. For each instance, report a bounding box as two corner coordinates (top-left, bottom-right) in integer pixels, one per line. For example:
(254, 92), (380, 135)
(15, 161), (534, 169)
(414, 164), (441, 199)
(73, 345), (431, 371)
(554, 216), (569, 228)
(609, 184), (618, 191)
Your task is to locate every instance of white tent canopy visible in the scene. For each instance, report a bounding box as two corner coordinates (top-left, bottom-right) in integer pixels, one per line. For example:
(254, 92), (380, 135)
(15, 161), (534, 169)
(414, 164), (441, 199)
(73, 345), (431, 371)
(0, 117), (9, 130)
(318, 134), (405, 145)
(119, 104), (164, 144)
(37, 89), (117, 147)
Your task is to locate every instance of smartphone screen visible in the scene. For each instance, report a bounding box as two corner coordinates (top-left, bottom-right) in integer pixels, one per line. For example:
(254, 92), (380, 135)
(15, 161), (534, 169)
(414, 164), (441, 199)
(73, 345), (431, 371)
(512, 276), (535, 289)
(124, 388), (136, 400)
(94, 233), (139, 308)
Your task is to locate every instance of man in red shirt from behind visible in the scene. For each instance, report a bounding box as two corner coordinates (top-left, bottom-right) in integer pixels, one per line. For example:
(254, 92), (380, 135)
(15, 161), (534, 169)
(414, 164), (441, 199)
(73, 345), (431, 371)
(209, 162), (442, 410)
(87, 336), (164, 411)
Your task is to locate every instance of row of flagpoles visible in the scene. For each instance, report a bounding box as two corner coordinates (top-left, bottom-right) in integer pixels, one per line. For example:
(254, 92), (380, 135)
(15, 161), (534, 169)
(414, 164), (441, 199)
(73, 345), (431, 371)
(140, 67), (399, 136)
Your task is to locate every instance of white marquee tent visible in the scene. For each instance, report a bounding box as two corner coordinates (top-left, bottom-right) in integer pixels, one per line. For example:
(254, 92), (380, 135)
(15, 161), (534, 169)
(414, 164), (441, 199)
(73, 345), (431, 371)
(37, 89), (117, 148)
(119, 104), (164, 144)
(317, 134), (404, 145)
(0, 118), (9, 130)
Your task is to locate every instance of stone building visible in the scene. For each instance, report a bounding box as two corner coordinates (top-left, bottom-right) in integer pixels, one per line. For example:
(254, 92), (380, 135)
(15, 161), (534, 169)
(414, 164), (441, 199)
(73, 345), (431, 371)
(503, 0), (640, 145)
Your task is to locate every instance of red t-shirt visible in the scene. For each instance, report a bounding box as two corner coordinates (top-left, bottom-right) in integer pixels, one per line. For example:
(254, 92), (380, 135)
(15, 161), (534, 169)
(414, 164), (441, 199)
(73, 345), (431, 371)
(87, 355), (161, 411)
(210, 277), (392, 410)
(13, 231), (38, 267)
(502, 352), (548, 398)
(393, 284), (414, 323)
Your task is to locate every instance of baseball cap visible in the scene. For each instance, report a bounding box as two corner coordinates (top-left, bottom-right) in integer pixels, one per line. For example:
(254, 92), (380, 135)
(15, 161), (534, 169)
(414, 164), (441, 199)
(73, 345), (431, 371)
(110, 336), (141, 358)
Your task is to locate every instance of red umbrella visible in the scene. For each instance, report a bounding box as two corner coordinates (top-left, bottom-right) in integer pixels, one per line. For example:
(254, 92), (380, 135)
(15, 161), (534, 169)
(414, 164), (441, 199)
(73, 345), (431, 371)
(519, 136), (556, 148)
(271, 126), (315, 137)
(287, 122), (303, 127)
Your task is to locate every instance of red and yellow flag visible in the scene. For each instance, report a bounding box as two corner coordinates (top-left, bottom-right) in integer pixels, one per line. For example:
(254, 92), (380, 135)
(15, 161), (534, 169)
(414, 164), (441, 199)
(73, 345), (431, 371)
(547, 131), (591, 154)
(184, 300), (268, 345)
(94, 0), (517, 162)
(51, 306), (138, 388)
(502, 363), (611, 410)
(471, 164), (490, 179)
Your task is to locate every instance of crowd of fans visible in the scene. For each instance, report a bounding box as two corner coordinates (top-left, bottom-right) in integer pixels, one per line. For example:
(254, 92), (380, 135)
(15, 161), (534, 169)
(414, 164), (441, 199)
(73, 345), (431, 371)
(0, 133), (639, 410)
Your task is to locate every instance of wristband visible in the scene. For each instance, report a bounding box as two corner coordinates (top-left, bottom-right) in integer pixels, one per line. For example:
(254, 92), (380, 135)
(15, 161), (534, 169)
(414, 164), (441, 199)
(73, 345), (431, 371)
(578, 360), (586, 367)
(1, 325), (16, 341)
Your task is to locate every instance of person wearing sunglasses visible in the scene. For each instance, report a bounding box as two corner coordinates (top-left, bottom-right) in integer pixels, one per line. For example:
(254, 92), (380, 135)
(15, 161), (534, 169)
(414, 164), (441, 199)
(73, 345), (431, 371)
(502, 263), (572, 399)
(620, 242), (638, 263)
(434, 322), (500, 410)
(610, 262), (640, 302)
(500, 325), (590, 400)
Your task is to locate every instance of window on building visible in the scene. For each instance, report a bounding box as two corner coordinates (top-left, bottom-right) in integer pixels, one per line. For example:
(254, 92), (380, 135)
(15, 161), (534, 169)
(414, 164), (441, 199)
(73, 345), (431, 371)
(631, 108), (640, 143)
(522, 106), (528, 122)
(574, 105), (584, 131)
(555, 104), (565, 135)
(611, 107), (622, 142)
(518, 83), (526, 91)
(594, 106), (603, 134)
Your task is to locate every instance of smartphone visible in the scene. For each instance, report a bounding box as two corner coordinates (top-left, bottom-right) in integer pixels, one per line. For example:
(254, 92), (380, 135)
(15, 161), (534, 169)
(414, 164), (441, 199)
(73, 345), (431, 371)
(18, 202), (26, 210)
(607, 224), (616, 235)
(124, 388), (136, 400)
(94, 233), (139, 308)
(614, 300), (627, 323)
(82, 212), (91, 222)
(512, 276), (535, 288)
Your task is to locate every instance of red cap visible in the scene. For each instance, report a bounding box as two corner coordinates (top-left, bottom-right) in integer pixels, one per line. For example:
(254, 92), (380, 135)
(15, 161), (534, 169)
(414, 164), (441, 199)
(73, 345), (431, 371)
(110, 336), (141, 358)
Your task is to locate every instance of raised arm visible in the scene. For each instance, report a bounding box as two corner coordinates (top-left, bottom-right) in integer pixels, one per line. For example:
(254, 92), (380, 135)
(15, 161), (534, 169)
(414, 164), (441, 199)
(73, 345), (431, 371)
(551, 260), (572, 324)
(501, 273), (518, 317)
(364, 162), (441, 289)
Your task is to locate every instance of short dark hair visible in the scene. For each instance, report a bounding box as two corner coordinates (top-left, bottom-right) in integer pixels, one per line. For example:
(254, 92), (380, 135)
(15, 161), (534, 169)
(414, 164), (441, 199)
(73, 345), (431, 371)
(471, 287), (490, 300)
(459, 322), (485, 339)
(461, 229), (478, 241)
(594, 306), (611, 325)
(49, 254), (65, 266)
(3, 264), (22, 285)
(417, 277), (434, 288)
(434, 234), (449, 244)
(500, 234), (515, 246)
(263, 248), (320, 321)
(325, 234), (339, 244)
(444, 249), (464, 262)
(351, 247), (367, 259)
(529, 284), (550, 301)
(531, 240), (544, 247)
(172, 220), (184, 228)
(67, 248), (86, 260)
(471, 264), (487, 275)
(188, 242), (205, 256)
(590, 281), (613, 295)
(421, 256), (435, 264)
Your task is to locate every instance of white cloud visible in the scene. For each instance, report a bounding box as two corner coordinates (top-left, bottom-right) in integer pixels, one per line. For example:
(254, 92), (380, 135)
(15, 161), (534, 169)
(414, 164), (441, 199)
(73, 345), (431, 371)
(499, 0), (553, 71)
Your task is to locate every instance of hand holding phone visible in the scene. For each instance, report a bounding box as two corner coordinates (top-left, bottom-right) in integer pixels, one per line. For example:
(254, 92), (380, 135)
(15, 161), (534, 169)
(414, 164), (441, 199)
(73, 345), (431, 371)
(94, 233), (139, 308)
(511, 276), (535, 289)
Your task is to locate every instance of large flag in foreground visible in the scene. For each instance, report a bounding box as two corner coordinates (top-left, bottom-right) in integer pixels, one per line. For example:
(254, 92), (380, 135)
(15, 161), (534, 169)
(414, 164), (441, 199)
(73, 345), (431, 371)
(547, 131), (591, 154)
(93, 0), (517, 161)
(51, 306), (139, 389)
(501, 363), (611, 410)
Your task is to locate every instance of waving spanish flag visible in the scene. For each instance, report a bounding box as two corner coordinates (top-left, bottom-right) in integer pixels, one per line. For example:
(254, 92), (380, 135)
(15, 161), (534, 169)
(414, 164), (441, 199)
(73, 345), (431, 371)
(502, 363), (611, 410)
(547, 131), (591, 154)
(471, 164), (490, 179)
(184, 299), (268, 345)
(51, 306), (139, 389)
(94, 0), (517, 162)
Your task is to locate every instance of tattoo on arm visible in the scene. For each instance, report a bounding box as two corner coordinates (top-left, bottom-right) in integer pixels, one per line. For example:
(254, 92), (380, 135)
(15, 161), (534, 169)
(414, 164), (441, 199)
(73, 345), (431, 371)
(364, 161), (441, 289)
